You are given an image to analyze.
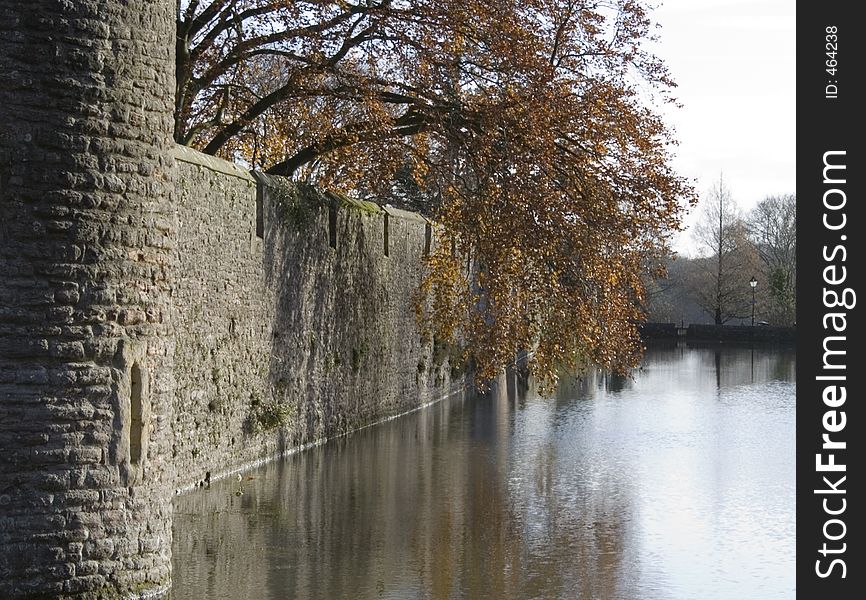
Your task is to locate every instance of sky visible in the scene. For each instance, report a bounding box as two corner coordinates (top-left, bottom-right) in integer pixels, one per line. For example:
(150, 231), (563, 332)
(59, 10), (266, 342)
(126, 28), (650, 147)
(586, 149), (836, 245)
(647, 0), (796, 256)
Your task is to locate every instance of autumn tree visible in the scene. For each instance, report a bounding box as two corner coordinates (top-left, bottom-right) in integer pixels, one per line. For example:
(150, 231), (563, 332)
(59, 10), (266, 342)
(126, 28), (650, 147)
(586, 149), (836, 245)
(690, 176), (758, 325)
(176, 0), (694, 384)
(747, 194), (796, 325)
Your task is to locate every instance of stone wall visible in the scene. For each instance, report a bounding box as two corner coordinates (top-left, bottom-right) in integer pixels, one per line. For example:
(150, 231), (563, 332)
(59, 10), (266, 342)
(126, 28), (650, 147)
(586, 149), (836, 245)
(0, 1), (176, 597)
(171, 147), (458, 491)
(686, 323), (796, 344)
(0, 0), (459, 595)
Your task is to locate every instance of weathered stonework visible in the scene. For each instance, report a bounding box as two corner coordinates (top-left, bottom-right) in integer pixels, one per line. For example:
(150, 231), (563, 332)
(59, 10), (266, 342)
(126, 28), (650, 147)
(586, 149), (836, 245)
(0, 1), (176, 597)
(0, 2), (458, 596)
(170, 148), (457, 490)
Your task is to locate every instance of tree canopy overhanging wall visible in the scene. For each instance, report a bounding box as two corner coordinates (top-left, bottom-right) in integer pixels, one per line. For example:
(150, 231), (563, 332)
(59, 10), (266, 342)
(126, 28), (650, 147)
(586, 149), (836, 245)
(1, 1), (692, 597)
(176, 0), (696, 384)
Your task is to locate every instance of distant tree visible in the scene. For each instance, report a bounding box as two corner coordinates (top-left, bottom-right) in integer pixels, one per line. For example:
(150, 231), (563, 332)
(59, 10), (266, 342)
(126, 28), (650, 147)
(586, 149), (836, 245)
(176, 0), (695, 384)
(643, 255), (712, 325)
(641, 253), (678, 322)
(690, 176), (756, 324)
(747, 194), (796, 325)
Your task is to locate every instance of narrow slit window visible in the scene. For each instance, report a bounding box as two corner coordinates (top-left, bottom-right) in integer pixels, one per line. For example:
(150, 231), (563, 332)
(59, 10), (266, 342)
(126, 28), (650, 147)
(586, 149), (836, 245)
(130, 363), (143, 465)
(383, 213), (390, 257)
(328, 206), (338, 249)
(424, 222), (432, 256)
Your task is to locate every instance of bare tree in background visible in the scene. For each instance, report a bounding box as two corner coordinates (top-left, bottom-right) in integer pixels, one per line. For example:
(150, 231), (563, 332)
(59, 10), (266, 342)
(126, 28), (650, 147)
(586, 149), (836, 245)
(748, 194), (796, 325)
(691, 176), (756, 324)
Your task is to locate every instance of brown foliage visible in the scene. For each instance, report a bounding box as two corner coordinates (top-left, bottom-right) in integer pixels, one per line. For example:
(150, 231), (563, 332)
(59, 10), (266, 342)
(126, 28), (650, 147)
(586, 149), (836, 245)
(177, 0), (695, 386)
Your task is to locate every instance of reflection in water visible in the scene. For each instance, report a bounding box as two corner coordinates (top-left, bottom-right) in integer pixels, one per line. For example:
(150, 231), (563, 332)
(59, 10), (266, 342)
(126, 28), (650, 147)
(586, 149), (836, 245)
(171, 344), (795, 600)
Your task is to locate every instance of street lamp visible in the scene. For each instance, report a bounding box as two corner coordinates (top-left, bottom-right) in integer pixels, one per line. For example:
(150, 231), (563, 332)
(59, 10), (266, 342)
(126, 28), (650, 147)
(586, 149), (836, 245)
(749, 276), (758, 326)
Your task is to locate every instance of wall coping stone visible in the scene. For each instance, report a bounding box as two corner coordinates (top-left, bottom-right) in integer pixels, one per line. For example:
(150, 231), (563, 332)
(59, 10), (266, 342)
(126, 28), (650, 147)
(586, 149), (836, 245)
(253, 172), (430, 223)
(324, 190), (384, 214)
(168, 156), (432, 224)
(172, 144), (255, 182)
(383, 204), (428, 224)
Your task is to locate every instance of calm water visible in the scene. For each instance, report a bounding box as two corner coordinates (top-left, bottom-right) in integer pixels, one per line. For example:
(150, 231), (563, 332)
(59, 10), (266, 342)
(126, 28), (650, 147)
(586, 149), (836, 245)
(170, 344), (795, 600)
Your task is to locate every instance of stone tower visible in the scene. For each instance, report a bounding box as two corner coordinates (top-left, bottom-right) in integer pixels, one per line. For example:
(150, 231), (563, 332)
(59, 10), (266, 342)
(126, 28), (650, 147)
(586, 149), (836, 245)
(0, 1), (176, 597)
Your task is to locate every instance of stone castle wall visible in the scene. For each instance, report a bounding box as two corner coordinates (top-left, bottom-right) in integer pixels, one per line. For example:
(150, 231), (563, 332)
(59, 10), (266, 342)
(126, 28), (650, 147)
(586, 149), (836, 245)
(170, 146), (458, 491)
(0, 1), (458, 594)
(0, 139), (459, 598)
(0, 1), (177, 597)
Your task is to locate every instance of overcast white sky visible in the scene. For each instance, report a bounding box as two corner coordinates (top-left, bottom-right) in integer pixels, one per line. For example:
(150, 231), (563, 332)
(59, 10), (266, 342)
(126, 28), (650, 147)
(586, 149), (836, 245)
(647, 0), (796, 255)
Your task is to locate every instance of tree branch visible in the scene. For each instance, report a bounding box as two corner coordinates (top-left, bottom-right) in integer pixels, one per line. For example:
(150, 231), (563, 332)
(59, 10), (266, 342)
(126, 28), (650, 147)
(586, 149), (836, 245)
(266, 119), (430, 177)
(200, 19), (382, 155)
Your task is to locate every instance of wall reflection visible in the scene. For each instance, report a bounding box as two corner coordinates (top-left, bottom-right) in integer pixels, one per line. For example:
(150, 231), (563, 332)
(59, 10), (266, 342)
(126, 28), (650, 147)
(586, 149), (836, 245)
(172, 345), (795, 600)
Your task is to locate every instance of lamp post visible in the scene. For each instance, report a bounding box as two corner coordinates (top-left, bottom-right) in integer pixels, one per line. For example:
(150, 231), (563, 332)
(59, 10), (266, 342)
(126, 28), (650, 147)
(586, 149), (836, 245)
(749, 276), (758, 326)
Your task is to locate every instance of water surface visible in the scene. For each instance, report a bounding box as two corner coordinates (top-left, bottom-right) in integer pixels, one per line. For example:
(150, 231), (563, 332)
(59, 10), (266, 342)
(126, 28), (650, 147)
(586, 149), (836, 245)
(171, 343), (795, 599)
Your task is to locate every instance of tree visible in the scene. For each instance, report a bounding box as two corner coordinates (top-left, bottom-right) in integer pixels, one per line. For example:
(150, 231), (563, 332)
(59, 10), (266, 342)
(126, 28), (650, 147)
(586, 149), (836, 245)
(690, 176), (757, 324)
(642, 255), (711, 325)
(747, 194), (796, 325)
(176, 0), (695, 384)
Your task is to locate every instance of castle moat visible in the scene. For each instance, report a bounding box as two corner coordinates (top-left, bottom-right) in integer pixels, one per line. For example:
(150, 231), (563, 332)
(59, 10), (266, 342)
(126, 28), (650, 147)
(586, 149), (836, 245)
(170, 344), (795, 600)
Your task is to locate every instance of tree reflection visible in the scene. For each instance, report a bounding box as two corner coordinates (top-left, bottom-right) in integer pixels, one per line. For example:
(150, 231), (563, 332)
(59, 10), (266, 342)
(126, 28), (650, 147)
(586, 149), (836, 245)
(172, 346), (793, 600)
